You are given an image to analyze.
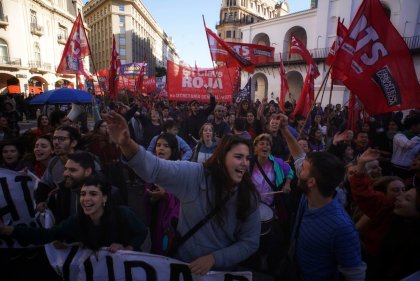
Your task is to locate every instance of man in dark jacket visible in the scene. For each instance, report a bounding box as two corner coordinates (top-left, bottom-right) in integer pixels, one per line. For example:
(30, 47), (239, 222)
(181, 89), (216, 147)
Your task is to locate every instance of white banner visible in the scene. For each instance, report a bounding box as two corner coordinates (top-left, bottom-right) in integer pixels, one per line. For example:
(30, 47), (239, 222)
(0, 168), (42, 248)
(46, 245), (252, 281)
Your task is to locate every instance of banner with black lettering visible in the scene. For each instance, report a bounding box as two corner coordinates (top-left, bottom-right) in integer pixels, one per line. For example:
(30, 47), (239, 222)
(46, 245), (252, 281)
(0, 168), (43, 248)
(166, 60), (238, 102)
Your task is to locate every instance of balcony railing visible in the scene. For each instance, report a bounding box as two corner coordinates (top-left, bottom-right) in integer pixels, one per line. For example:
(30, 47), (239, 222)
(0, 56), (21, 66)
(257, 36), (420, 66)
(404, 36), (420, 50)
(0, 14), (8, 27)
(28, 61), (51, 71)
(30, 23), (44, 36)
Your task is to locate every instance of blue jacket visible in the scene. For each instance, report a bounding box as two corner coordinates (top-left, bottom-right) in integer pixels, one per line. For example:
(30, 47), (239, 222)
(147, 134), (192, 161)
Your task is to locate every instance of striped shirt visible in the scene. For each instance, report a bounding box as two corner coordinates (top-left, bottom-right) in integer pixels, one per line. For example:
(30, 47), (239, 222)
(295, 196), (363, 281)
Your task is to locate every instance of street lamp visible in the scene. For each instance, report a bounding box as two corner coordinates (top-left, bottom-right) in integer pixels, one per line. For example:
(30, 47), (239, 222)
(403, 21), (410, 37)
(316, 35), (322, 49)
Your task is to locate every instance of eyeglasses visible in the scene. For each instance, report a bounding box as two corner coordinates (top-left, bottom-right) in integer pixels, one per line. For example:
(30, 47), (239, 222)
(53, 136), (70, 142)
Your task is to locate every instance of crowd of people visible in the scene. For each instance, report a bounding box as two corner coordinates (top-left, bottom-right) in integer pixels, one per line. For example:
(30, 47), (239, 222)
(0, 91), (419, 281)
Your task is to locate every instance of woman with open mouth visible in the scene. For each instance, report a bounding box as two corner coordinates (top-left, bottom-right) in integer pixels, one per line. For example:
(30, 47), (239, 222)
(102, 111), (260, 276)
(351, 148), (420, 281)
(0, 173), (148, 253)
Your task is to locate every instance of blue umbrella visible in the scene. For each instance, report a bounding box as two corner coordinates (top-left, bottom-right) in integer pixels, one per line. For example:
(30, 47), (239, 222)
(29, 88), (93, 104)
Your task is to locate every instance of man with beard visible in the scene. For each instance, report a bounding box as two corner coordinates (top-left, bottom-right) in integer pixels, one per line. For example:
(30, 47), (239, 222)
(277, 113), (366, 281)
(42, 152), (122, 223)
(36, 127), (101, 212)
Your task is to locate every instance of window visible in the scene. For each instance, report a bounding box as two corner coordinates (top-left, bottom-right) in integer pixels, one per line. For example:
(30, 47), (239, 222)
(226, 30), (232, 38)
(58, 25), (67, 39)
(120, 25), (125, 33)
(34, 42), (41, 64)
(30, 10), (37, 25)
(119, 36), (126, 45)
(119, 15), (124, 23)
(119, 48), (126, 56)
(0, 38), (9, 60)
(119, 4), (124, 11)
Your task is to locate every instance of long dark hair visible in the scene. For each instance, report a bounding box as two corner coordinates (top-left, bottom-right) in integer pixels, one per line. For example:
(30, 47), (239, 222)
(204, 135), (259, 224)
(154, 133), (180, 160)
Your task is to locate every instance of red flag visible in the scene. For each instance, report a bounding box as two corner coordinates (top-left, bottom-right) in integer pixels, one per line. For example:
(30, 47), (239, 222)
(347, 93), (360, 132)
(326, 19), (349, 84)
(289, 34), (320, 78)
(226, 42), (274, 64)
(56, 13), (91, 78)
(143, 76), (157, 94)
(136, 61), (147, 94)
(205, 26), (255, 74)
(108, 35), (121, 100)
(279, 54), (289, 112)
(334, 0), (420, 114)
(293, 64), (316, 118)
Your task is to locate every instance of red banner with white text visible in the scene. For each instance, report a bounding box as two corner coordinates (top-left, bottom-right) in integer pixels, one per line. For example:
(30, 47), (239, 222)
(166, 60), (238, 102)
(226, 42), (274, 65)
(334, 0), (420, 114)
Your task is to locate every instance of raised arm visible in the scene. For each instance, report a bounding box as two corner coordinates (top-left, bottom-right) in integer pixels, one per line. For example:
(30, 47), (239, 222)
(278, 113), (304, 159)
(102, 111), (139, 160)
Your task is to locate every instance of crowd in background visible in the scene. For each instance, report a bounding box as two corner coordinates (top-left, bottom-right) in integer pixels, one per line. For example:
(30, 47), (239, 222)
(0, 91), (419, 281)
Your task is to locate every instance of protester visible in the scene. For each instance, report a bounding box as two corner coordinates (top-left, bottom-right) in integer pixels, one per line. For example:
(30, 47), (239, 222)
(190, 123), (218, 163)
(0, 115), (15, 141)
(0, 140), (30, 171)
(0, 173), (148, 252)
(277, 113), (366, 281)
(144, 133), (181, 256)
(147, 119), (192, 161)
(247, 133), (294, 274)
(351, 148), (420, 281)
(30, 114), (53, 137)
(41, 125), (81, 188)
(391, 113), (420, 179)
(103, 111), (260, 275)
(33, 135), (54, 178)
(2, 100), (20, 137)
(211, 105), (231, 140)
(181, 89), (216, 147)
(232, 117), (252, 140)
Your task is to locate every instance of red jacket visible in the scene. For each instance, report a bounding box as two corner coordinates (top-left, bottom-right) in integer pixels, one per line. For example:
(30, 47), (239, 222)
(350, 174), (396, 256)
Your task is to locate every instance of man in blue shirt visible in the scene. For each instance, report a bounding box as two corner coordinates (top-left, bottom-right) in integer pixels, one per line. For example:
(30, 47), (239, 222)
(278, 113), (366, 281)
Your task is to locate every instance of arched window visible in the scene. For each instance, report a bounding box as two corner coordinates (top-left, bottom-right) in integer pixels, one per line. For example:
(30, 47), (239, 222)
(34, 42), (41, 64)
(0, 38), (8, 61)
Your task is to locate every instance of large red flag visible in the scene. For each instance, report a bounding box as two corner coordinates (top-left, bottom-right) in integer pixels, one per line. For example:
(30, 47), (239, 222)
(279, 54), (289, 112)
(205, 27), (255, 74)
(136, 60), (147, 94)
(56, 13), (91, 78)
(334, 0), (420, 114)
(289, 34), (320, 78)
(326, 19), (349, 84)
(293, 64), (316, 118)
(108, 35), (121, 100)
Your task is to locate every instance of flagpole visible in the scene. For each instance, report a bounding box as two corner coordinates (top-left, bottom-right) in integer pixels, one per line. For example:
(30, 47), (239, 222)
(296, 66), (331, 140)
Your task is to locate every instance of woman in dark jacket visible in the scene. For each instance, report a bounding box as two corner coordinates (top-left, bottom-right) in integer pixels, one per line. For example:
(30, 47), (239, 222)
(0, 173), (148, 252)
